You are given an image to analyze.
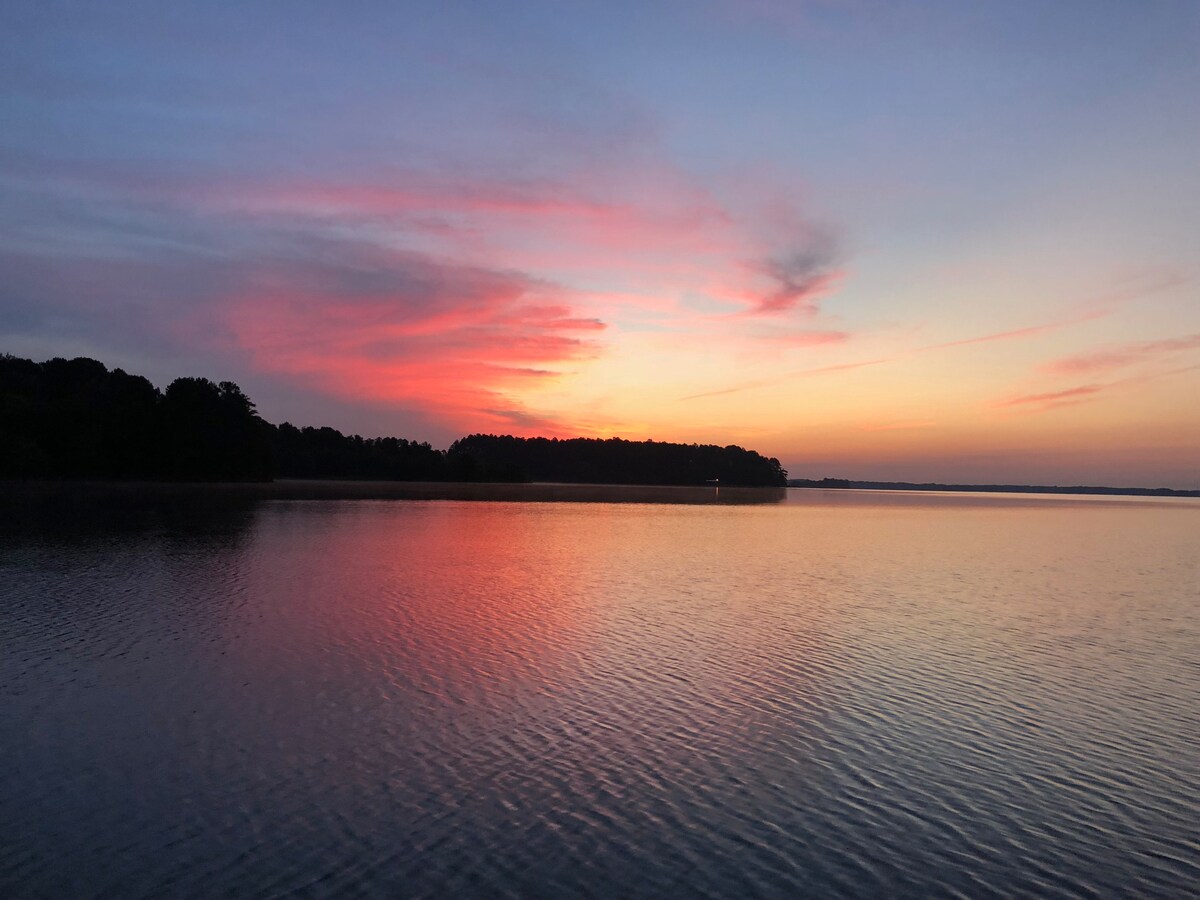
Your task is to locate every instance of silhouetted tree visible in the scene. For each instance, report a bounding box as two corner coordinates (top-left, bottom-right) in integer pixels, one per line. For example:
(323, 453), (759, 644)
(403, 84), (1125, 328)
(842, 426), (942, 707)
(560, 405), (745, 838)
(1, 354), (161, 478)
(447, 434), (788, 486)
(1, 353), (789, 487)
(270, 422), (448, 480)
(159, 378), (273, 481)
(0, 356), (270, 482)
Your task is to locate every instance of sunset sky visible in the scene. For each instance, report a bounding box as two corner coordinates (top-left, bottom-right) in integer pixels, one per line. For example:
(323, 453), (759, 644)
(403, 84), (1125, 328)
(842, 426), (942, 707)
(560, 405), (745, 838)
(3, 1), (1198, 486)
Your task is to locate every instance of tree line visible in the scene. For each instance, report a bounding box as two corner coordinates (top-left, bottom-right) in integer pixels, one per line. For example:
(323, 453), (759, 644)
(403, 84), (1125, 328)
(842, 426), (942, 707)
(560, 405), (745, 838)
(0, 354), (787, 486)
(450, 434), (788, 486)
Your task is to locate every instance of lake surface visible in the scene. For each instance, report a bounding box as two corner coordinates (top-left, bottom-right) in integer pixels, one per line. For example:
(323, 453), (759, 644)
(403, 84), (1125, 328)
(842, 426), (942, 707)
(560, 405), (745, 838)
(2, 486), (1198, 897)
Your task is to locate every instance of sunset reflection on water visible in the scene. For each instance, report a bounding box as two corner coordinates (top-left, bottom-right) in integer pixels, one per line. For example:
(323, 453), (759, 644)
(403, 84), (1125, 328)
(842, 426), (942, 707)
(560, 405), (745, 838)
(2, 488), (1197, 897)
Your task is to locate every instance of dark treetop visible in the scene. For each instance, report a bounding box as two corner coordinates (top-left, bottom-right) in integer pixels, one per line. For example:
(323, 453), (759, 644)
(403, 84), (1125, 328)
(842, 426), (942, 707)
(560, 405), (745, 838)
(0, 354), (786, 486)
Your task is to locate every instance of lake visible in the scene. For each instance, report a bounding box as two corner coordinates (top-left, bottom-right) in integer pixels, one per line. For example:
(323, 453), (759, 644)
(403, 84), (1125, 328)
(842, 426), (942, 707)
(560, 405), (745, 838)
(2, 485), (1198, 897)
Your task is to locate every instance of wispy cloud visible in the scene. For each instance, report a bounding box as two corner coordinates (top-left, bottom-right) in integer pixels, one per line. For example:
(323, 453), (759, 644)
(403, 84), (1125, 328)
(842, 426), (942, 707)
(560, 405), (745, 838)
(757, 329), (850, 347)
(741, 231), (843, 316)
(680, 356), (890, 401)
(995, 363), (1200, 412)
(178, 163), (849, 325)
(1042, 332), (1200, 377)
(921, 308), (1111, 352)
(675, 269), (1189, 406)
(919, 270), (1188, 353)
(861, 419), (939, 432)
(1, 143), (852, 430)
(994, 384), (1105, 409)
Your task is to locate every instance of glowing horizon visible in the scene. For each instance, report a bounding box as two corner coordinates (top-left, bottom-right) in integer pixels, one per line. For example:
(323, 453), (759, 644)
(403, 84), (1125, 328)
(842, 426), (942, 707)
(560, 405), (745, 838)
(2, 2), (1198, 487)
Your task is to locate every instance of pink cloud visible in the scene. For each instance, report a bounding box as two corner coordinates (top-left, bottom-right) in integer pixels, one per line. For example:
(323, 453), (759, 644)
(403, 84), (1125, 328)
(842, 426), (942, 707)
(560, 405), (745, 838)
(759, 329), (851, 347)
(744, 269), (844, 316)
(201, 168), (845, 322)
(209, 174), (742, 267)
(12, 154), (854, 427)
(993, 363), (1200, 413)
(1042, 332), (1200, 376)
(805, 356), (895, 375)
(224, 252), (605, 435)
(735, 230), (844, 316)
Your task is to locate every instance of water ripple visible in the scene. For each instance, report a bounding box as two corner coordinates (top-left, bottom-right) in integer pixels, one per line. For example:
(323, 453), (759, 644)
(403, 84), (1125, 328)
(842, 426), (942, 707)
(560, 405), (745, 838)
(2, 492), (1198, 897)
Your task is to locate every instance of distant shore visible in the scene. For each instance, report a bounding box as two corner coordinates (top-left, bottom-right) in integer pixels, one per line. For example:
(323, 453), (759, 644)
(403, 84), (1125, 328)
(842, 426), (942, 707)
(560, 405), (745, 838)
(6, 478), (1197, 504)
(788, 478), (1200, 498)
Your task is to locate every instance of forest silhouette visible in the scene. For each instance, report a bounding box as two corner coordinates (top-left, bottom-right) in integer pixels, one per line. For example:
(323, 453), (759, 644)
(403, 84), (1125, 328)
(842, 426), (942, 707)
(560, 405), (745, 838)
(0, 355), (788, 486)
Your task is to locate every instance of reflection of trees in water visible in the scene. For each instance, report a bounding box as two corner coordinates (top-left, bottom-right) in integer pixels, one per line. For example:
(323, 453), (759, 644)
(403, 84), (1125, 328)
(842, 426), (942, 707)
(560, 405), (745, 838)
(0, 482), (261, 542)
(0, 488), (264, 696)
(271, 481), (788, 504)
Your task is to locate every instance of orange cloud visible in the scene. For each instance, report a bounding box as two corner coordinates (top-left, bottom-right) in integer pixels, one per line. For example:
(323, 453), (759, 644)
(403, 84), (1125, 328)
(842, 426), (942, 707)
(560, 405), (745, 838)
(680, 355), (892, 401)
(861, 420), (939, 432)
(994, 384), (1105, 410)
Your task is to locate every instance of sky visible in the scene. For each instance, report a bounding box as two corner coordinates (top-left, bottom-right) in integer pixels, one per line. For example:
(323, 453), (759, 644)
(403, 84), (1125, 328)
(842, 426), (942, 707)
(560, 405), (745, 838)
(2, 1), (1198, 487)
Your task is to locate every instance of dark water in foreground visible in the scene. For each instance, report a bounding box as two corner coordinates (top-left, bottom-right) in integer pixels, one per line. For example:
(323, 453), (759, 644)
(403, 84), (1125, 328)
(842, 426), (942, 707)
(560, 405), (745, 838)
(2, 485), (1198, 898)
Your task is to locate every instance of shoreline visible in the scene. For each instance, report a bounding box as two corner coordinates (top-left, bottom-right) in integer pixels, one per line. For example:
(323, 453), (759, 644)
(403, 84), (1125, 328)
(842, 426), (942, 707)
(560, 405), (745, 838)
(788, 480), (1200, 499)
(5, 479), (1197, 506)
(0, 478), (787, 505)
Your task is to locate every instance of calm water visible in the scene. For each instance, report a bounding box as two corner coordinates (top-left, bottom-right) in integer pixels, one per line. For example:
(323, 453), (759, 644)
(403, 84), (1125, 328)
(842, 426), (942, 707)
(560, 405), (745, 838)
(2, 486), (1198, 898)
